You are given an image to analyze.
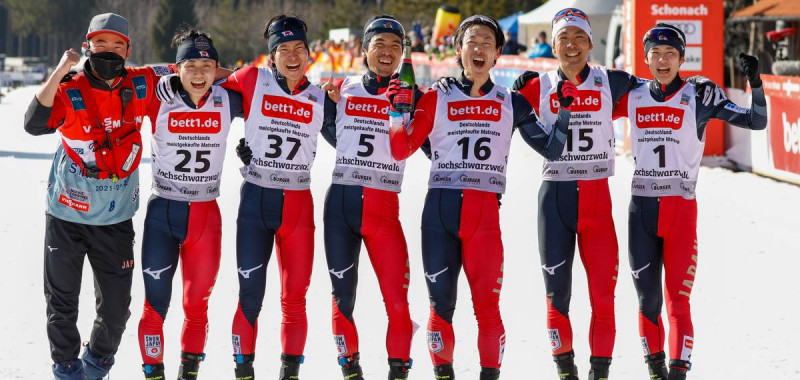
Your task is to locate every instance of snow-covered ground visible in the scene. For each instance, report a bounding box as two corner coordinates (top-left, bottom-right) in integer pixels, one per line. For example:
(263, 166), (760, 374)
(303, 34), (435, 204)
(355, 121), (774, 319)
(1, 85), (798, 379)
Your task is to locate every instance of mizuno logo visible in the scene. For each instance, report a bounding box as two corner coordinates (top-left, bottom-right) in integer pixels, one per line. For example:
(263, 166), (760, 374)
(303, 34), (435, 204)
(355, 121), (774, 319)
(632, 263), (651, 279)
(329, 263), (355, 279)
(425, 267), (448, 283)
(541, 260), (566, 275)
(238, 264), (264, 279)
(143, 265), (173, 280)
(47, 246), (58, 252)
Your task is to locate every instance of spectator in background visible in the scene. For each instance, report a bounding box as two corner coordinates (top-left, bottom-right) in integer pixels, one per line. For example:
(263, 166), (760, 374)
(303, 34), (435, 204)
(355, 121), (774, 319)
(501, 30), (527, 55)
(529, 31), (555, 59)
(411, 32), (425, 53)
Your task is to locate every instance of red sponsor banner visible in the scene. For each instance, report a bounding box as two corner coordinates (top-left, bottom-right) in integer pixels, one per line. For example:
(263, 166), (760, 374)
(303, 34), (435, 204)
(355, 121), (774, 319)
(548, 90), (602, 114)
(447, 99), (502, 122)
(261, 94), (313, 124)
(167, 112), (222, 134)
(344, 96), (390, 119)
(759, 74), (800, 99)
(58, 194), (90, 212)
(635, 106), (685, 129)
(769, 95), (800, 175)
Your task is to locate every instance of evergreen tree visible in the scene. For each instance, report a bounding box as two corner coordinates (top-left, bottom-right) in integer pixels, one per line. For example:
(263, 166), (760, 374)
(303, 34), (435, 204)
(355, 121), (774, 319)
(150, 0), (198, 62)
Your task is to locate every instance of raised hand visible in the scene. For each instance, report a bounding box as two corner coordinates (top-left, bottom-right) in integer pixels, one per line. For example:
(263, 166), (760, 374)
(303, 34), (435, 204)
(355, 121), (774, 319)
(322, 75), (340, 103)
(738, 52), (762, 87)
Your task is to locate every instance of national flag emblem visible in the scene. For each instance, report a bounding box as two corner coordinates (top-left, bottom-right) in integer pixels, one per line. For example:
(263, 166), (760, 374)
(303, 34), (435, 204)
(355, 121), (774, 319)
(308, 93), (318, 102)
(680, 94), (690, 105)
(594, 76), (603, 87)
(213, 96), (223, 107)
(199, 51), (209, 58)
(658, 33), (668, 41)
(495, 91), (505, 101)
(282, 31), (294, 37)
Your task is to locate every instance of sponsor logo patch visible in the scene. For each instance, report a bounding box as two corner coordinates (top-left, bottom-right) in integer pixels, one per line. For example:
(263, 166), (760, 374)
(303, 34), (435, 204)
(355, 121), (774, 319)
(232, 334), (242, 354)
(549, 90), (602, 113)
(447, 99), (502, 122)
(144, 335), (162, 358)
(680, 335), (694, 361)
(168, 111), (222, 134)
(152, 65), (172, 77)
(262, 94), (313, 123)
(548, 329), (562, 351)
(131, 76), (148, 99)
(427, 331), (444, 353)
(334, 335), (347, 356)
(635, 106), (685, 129)
(65, 89), (86, 111)
(58, 186), (91, 212)
(344, 96), (390, 119)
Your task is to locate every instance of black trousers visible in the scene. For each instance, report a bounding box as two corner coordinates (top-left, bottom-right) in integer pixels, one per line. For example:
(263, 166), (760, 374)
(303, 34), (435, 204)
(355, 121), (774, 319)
(43, 214), (135, 363)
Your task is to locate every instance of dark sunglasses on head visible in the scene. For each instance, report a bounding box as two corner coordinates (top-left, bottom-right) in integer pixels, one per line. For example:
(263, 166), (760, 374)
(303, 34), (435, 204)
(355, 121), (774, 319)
(365, 18), (406, 36)
(553, 8), (590, 25)
(268, 16), (307, 36)
(643, 26), (685, 45)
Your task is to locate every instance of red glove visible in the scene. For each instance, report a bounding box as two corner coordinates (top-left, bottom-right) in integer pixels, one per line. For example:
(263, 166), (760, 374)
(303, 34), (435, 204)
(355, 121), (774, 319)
(386, 73), (401, 105)
(557, 80), (578, 110)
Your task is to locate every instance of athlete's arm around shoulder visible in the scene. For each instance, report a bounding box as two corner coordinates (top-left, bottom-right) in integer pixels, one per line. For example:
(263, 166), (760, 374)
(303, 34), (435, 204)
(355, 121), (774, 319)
(25, 49), (80, 136)
(388, 88), (437, 161)
(607, 68), (643, 106)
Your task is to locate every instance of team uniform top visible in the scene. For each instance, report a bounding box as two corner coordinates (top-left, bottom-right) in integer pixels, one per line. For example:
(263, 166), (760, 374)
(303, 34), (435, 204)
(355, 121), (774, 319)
(147, 84), (244, 202)
(518, 65), (639, 181)
(390, 76), (569, 194)
(615, 76), (768, 199)
(221, 66), (327, 191)
(326, 75), (412, 192)
(23, 63), (170, 225)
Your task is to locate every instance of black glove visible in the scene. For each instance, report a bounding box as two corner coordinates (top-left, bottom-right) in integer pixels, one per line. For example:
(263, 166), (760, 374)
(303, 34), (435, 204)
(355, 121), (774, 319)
(556, 80), (577, 110)
(431, 76), (457, 95)
(512, 71), (539, 91)
(739, 52), (762, 87)
(235, 138), (253, 165)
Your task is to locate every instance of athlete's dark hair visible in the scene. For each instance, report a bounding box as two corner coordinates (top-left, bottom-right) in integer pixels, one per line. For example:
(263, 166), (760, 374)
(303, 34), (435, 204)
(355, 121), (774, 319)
(171, 27), (213, 49)
(453, 16), (504, 69)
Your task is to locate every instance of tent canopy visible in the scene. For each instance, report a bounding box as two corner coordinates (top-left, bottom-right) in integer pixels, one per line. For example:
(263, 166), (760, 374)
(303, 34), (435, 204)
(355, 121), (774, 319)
(517, 0), (618, 25)
(498, 11), (525, 35)
(730, 0), (800, 21)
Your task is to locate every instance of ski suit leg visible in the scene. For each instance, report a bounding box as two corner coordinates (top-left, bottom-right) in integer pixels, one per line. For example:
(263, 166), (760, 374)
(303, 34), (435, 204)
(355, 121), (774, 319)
(179, 200), (222, 354)
(232, 182), (282, 355)
(85, 218), (135, 358)
(44, 215), (89, 364)
(658, 197), (698, 362)
(274, 189), (315, 356)
(361, 186), (412, 360)
(537, 181), (578, 355)
(138, 196), (184, 364)
(421, 188), (463, 366)
(324, 184), (364, 358)
(628, 196), (666, 356)
(460, 189), (505, 369)
(576, 179), (619, 357)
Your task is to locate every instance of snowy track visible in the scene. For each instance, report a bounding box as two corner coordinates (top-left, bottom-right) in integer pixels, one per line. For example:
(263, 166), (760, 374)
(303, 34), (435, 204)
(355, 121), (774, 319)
(1, 86), (798, 379)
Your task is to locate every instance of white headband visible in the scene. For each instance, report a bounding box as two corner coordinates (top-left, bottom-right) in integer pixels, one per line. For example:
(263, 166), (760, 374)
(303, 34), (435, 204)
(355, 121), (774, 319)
(552, 16), (593, 44)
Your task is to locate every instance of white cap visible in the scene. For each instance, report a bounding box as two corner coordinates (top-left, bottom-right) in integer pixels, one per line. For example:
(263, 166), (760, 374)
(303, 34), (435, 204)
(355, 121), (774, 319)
(551, 8), (592, 44)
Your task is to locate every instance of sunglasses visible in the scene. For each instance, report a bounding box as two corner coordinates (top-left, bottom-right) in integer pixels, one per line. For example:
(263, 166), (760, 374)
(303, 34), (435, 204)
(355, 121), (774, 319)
(553, 8), (590, 25)
(268, 16), (307, 37)
(365, 18), (406, 36)
(643, 27), (685, 45)
(460, 15), (500, 30)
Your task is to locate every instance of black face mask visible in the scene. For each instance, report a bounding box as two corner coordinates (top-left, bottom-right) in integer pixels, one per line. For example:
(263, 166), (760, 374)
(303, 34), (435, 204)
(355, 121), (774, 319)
(89, 51), (125, 80)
